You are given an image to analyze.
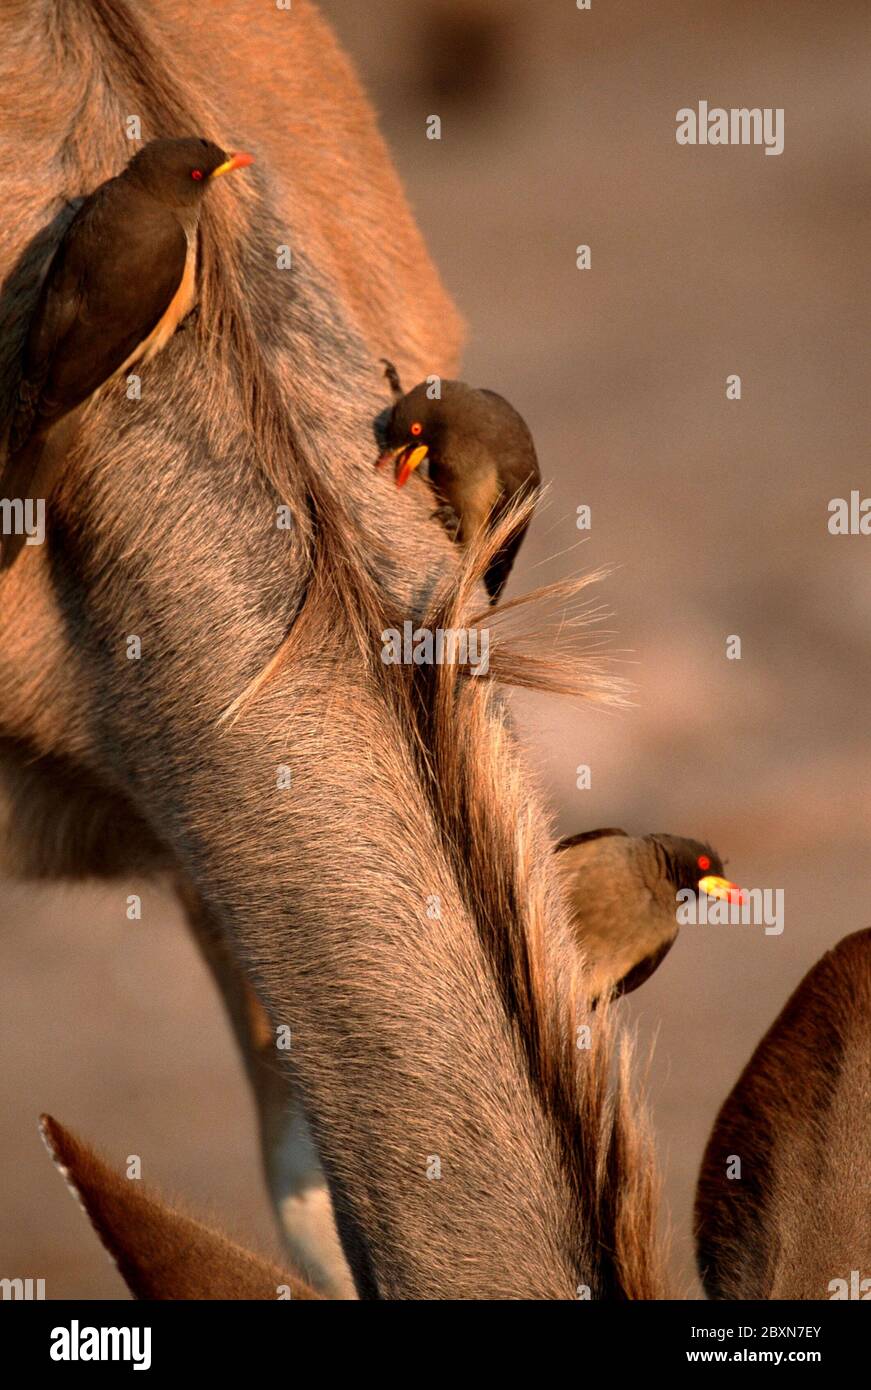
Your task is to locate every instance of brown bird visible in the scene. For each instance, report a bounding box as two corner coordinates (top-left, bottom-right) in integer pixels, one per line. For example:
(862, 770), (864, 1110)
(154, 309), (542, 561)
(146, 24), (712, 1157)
(375, 361), (541, 602)
(0, 136), (254, 569)
(555, 829), (742, 1000)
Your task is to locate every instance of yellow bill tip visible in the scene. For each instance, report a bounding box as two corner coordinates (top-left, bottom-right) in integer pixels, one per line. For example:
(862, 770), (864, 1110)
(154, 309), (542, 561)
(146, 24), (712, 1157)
(395, 443), (429, 488)
(699, 875), (745, 904)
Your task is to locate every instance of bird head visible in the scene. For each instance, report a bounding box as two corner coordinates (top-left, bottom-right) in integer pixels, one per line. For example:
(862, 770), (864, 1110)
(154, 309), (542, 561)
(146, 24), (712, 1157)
(648, 834), (744, 903)
(375, 379), (538, 504)
(375, 382), (448, 487)
(126, 137), (254, 206)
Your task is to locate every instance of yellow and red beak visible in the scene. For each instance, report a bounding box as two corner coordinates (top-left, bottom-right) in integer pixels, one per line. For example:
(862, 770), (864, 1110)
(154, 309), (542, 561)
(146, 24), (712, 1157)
(376, 442), (429, 487)
(211, 151), (255, 178)
(698, 874), (745, 905)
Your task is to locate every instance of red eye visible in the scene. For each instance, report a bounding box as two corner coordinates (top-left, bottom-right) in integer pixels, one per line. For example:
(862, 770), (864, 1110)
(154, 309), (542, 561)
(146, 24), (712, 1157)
(410, 422), (423, 436)
(697, 855), (711, 871)
(191, 168), (203, 181)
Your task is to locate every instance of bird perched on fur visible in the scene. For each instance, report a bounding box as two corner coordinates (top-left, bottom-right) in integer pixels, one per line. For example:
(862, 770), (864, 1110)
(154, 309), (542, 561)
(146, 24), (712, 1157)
(555, 829), (742, 1000)
(0, 137), (254, 569)
(375, 360), (541, 602)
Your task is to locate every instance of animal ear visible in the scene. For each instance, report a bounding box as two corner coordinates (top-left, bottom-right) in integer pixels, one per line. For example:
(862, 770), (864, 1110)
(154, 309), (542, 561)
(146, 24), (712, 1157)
(694, 928), (871, 1299)
(555, 831), (676, 999)
(39, 1114), (321, 1300)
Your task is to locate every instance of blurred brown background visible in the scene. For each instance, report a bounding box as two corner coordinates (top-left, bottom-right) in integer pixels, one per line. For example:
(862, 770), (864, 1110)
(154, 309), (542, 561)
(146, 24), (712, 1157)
(2, 0), (869, 1297)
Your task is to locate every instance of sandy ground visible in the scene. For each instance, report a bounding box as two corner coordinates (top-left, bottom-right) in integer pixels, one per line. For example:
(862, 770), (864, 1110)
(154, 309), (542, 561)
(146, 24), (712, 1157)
(2, 0), (869, 1297)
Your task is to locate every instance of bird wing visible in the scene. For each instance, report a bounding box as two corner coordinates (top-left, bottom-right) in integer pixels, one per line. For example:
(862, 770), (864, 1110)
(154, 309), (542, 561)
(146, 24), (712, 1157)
(8, 243), (83, 452)
(479, 390), (542, 478)
(555, 833), (679, 1001)
(482, 517), (529, 602)
(3, 188), (188, 513)
(556, 827), (628, 852)
(483, 408), (541, 602)
(15, 184), (188, 440)
(483, 472), (542, 602)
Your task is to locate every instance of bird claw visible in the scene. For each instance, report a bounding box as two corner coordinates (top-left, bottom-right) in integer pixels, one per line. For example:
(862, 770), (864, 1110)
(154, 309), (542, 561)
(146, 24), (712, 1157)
(380, 358), (403, 399)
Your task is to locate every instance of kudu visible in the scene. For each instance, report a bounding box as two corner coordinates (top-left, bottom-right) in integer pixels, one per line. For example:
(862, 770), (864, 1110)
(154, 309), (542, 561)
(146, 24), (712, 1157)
(42, 929), (871, 1300)
(0, 0), (662, 1299)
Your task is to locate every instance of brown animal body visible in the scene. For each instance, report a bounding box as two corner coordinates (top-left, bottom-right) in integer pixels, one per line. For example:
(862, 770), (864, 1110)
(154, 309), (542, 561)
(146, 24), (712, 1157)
(695, 927), (871, 1300)
(0, 1), (662, 1299)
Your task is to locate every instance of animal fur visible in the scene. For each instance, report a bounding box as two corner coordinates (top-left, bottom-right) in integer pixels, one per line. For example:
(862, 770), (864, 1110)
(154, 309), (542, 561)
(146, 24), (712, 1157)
(0, 0), (662, 1298)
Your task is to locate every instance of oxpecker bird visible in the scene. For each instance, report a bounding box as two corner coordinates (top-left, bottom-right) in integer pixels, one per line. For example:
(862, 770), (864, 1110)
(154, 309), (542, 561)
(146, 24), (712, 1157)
(1, 137), (254, 568)
(555, 829), (742, 1001)
(376, 361), (541, 602)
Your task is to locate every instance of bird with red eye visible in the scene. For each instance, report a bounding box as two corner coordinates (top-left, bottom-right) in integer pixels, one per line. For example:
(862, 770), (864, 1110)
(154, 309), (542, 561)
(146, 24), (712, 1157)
(373, 357), (541, 603)
(553, 830), (745, 1002)
(694, 848), (744, 904)
(1, 136), (254, 570)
